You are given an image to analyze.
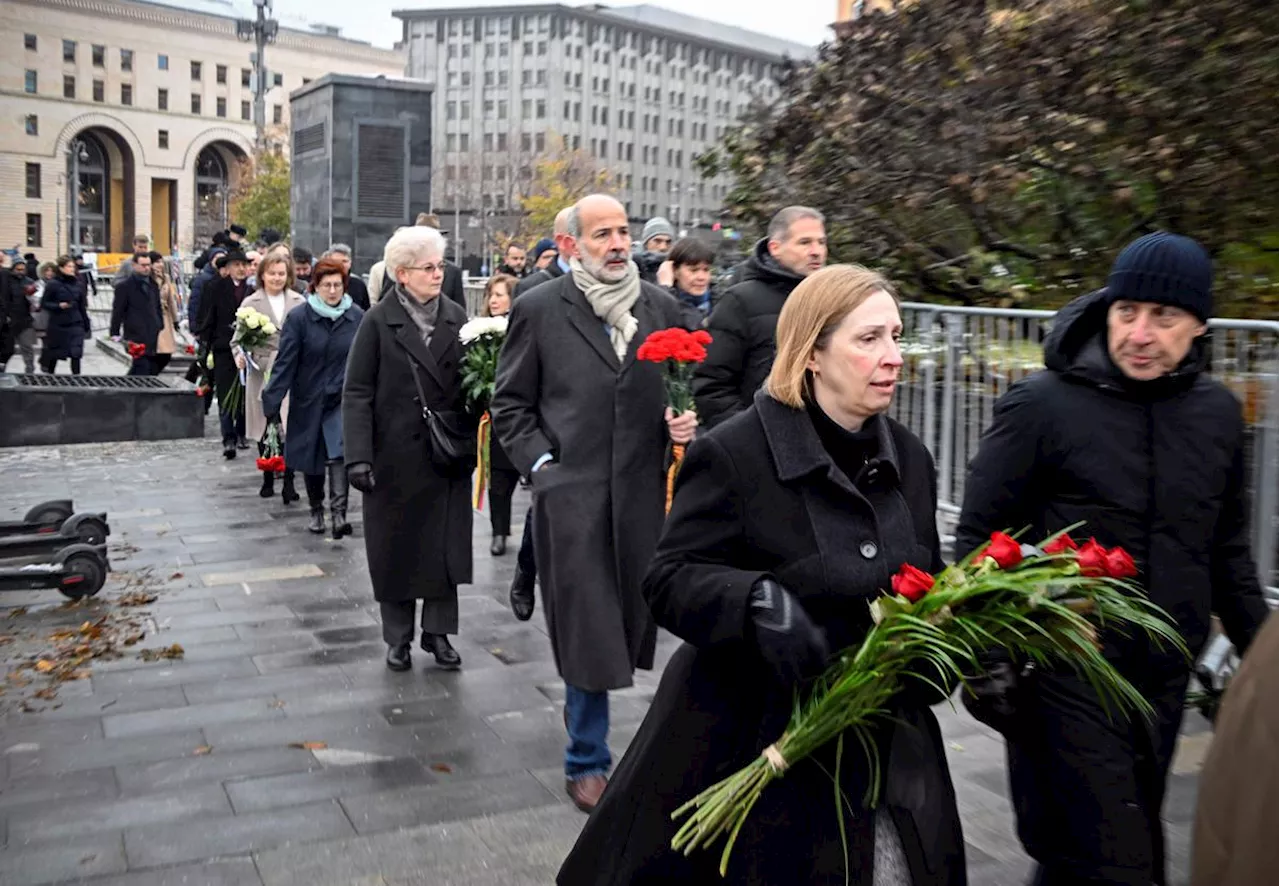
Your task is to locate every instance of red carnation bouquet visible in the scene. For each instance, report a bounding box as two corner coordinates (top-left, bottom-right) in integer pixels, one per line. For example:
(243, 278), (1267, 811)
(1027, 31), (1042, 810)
(126, 341), (147, 359)
(636, 327), (712, 513)
(255, 419), (285, 474)
(671, 526), (1183, 875)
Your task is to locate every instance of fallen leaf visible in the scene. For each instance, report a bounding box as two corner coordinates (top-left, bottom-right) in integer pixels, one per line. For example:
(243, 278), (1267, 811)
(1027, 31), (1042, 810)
(116, 592), (158, 607)
(168, 572), (184, 580)
(429, 762), (453, 774)
(193, 745), (213, 756)
(7, 608), (27, 619)
(288, 741), (328, 750)
(35, 660), (55, 673)
(138, 644), (184, 662)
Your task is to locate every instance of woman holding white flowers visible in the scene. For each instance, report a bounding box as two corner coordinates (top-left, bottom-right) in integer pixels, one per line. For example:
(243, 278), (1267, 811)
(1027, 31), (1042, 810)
(479, 273), (519, 556)
(236, 252), (305, 501)
(262, 257), (364, 536)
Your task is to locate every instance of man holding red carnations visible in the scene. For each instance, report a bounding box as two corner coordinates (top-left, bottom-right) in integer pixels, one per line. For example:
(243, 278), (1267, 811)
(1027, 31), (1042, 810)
(957, 232), (1270, 886)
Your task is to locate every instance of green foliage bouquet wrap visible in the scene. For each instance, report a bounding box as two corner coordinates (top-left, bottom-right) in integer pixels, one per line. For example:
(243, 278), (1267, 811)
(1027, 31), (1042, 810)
(459, 316), (509, 510)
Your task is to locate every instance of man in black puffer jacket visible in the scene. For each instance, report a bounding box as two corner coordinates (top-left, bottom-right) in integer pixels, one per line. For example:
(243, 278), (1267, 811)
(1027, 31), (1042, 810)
(957, 232), (1270, 886)
(692, 206), (826, 428)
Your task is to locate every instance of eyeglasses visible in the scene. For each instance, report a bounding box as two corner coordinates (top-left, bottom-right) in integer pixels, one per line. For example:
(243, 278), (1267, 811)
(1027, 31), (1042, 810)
(315, 281), (345, 292)
(405, 263), (445, 275)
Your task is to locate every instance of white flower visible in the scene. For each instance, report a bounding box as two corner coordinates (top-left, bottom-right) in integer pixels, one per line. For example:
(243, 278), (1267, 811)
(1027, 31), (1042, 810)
(262, 322), (277, 336)
(244, 314), (261, 330)
(459, 315), (509, 345)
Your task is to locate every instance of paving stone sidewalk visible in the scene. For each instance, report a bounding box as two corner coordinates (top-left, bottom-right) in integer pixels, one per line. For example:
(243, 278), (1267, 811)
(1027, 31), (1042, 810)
(0, 436), (1208, 885)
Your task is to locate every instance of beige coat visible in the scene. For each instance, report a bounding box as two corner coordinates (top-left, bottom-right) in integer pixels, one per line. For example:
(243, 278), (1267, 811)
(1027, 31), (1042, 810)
(368, 261), (386, 304)
(235, 288), (305, 442)
(155, 282), (179, 354)
(1192, 613), (1278, 886)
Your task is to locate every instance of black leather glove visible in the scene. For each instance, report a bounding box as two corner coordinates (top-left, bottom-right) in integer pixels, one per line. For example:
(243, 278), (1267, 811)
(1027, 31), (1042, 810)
(748, 578), (829, 686)
(960, 651), (1029, 736)
(347, 462), (375, 494)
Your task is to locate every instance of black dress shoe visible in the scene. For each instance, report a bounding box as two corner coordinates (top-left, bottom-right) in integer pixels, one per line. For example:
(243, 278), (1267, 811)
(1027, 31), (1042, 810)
(490, 535), (507, 556)
(386, 644), (411, 672)
(222, 443), (237, 460)
(421, 634), (462, 670)
(509, 566), (535, 622)
(236, 436), (250, 450)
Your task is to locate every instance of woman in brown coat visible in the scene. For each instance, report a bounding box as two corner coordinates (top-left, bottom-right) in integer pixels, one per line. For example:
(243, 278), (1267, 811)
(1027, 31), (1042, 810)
(149, 252), (180, 375)
(1192, 613), (1278, 886)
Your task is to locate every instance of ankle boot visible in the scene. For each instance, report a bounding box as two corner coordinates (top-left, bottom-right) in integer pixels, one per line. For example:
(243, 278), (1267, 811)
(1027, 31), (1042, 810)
(304, 473), (326, 533)
(281, 470), (300, 504)
(258, 471), (275, 499)
(307, 505), (325, 534)
(328, 460), (352, 539)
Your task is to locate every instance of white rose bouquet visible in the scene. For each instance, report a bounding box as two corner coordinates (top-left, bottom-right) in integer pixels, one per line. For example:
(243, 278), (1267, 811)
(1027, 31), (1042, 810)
(458, 315), (509, 509)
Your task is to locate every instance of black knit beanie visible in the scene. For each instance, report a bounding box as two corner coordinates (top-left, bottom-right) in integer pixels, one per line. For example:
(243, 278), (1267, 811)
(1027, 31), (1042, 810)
(1105, 232), (1213, 321)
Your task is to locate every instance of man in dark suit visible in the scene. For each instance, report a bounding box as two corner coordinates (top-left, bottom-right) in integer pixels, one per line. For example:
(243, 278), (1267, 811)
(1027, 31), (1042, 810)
(109, 252), (163, 376)
(198, 251), (252, 457)
(491, 194), (697, 814)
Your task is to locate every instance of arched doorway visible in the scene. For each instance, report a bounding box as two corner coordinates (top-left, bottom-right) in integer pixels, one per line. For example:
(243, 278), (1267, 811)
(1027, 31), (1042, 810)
(65, 126), (135, 253)
(194, 146), (230, 246)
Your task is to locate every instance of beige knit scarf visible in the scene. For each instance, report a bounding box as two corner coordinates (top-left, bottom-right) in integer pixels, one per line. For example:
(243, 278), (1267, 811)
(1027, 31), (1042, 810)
(570, 256), (641, 361)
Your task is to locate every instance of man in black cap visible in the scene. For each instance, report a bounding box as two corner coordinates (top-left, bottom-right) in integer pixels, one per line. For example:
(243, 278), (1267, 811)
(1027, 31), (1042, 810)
(957, 231), (1270, 886)
(228, 224), (248, 245)
(198, 250), (252, 457)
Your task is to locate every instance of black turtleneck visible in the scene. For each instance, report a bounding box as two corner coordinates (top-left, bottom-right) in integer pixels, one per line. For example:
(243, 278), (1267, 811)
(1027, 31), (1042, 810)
(806, 399), (881, 483)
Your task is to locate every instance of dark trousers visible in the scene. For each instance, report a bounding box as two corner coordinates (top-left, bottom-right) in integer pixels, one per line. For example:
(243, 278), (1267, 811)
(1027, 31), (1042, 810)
(517, 506), (537, 577)
(488, 468), (520, 537)
(128, 356), (151, 376)
(380, 597), (460, 647)
(41, 356), (81, 375)
(151, 354), (171, 374)
(212, 348), (244, 444)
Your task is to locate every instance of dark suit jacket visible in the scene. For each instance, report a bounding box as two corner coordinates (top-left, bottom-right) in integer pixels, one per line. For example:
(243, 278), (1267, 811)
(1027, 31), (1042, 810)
(110, 273), (163, 352)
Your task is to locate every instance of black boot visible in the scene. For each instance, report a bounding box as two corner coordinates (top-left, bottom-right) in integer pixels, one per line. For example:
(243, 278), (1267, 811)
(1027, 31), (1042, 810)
(281, 470), (300, 505)
(386, 644), (411, 672)
(421, 634), (461, 670)
(304, 473), (325, 533)
(328, 460), (352, 539)
(490, 535), (507, 556)
(222, 440), (236, 460)
(258, 471), (275, 498)
(509, 565), (535, 622)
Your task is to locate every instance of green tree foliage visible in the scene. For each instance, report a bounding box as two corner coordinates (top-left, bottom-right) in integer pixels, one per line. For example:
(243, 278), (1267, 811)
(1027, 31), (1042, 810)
(700, 0), (1278, 317)
(230, 152), (291, 244)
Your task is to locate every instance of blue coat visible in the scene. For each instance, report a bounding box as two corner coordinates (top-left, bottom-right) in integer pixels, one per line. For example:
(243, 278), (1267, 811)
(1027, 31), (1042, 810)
(41, 274), (90, 360)
(261, 300), (364, 476)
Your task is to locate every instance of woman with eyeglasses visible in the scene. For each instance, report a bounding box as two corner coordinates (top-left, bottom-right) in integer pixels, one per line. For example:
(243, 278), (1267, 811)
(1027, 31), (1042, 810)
(261, 257), (364, 537)
(342, 225), (473, 673)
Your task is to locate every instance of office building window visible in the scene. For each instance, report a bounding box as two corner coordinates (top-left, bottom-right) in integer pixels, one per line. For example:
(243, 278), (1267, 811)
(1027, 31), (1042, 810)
(24, 33), (37, 51)
(499, 70), (509, 86)
(24, 70), (36, 94)
(461, 43), (470, 58)
(191, 93), (202, 114)
(564, 99), (570, 118)
(460, 101), (470, 120)
(92, 44), (105, 67)
(459, 133), (469, 150)
(485, 71), (495, 86)
(24, 115), (37, 135)
(216, 64), (227, 84)
(121, 84), (133, 105)
(121, 49), (133, 71)
(522, 70), (531, 86)
(273, 73), (282, 87)
(446, 134), (457, 152)
(158, 53), (168, 70)
(158, 87), (168, 109)
(536, 99), (545, 119)
(483, 134), (493, 151)
(536, 69), (546, 86)
(484, 99), (494, 115)
(523, 41), (532, 54)
(242, 68), (251, 87)
(535, 132), (545, 152)
(499, 43), (509, 58)
(461, 71), (471, 86)
(497, 133), (507, 150)
(93, 79), (104, 102)
(446, 101), (456, 120)
(191, 61), (202, 80)
(217, 97), (227, 117)
(498, 99), (508, 119)
(521, 133), (531, 151)
(63, 40), (76, 62)
(64, 75), (76, 99)
(241, 100), (250, 120)
(521, 99), (531, 117)
(273, 104), (282, 124)
(26, 214), (42, 247)
(25, 163), (40, 198)
(158, 130), (169, 149)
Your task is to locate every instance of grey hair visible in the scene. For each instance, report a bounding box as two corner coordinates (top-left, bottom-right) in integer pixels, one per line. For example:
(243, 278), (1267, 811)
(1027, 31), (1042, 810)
(325, 243), (352, 258)
(553, 206), (574, 236)
(767, 206), (825, 244)
(383, 226), (447, 274)
(565, 207), (581, 238)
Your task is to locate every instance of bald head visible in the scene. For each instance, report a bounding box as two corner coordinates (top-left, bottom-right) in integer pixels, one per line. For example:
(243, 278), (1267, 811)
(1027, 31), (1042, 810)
(572, 194), (631, 283)
(553, 207), (574, 236)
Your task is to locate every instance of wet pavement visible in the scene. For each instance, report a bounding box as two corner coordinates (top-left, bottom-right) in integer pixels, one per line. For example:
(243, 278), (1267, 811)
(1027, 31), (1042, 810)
(0, 429), (1208, 885)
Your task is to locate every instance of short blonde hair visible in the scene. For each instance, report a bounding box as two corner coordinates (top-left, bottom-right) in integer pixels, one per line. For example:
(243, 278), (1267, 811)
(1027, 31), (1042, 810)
(384, 225), (447, 275)
(765, 264), (898, 409)
(257, 252), (296, 292)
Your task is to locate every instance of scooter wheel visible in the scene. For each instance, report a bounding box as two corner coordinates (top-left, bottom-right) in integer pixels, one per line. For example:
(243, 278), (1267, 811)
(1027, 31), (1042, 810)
(57, 552), (106, 598)
(71, 517), (109, 546)
(23, 500), (74, 525)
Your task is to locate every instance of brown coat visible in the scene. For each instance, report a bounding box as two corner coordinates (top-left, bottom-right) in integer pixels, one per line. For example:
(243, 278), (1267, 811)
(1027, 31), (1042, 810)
(155, 281), (179, 354)
(236, 289), (306, 441)
(1192, 613), (1278, 886)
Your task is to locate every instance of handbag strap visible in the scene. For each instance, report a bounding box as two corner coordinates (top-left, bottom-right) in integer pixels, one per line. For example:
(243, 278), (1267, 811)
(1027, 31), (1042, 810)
(403, 349), (433, 420)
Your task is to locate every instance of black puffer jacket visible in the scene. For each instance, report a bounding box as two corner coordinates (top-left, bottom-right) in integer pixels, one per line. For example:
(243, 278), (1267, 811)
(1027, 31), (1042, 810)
(957, 289), (1268, 664)
(693, 238), (805, 428)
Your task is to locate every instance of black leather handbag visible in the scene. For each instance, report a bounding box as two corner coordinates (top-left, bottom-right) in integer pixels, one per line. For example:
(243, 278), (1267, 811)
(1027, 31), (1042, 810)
(405, 354), (475, 473)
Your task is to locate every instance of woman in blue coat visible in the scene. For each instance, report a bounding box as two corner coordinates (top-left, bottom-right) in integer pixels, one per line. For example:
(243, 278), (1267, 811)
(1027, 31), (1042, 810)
(40, 255), (91, 374)
(261, 257), (364, 538)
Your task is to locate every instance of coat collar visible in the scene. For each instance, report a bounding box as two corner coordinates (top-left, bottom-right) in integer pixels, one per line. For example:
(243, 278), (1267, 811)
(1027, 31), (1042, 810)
(382, 288), (460, 389)
(558, 276), (662, 374)
(754, 389), (903, 491)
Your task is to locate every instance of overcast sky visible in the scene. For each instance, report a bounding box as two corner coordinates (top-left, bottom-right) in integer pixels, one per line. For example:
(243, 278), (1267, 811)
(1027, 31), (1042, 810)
(269, 0), (836, 51)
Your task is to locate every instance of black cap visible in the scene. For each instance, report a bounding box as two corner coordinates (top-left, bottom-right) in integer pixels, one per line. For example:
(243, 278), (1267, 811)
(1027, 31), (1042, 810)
(229, 224), (248, 237)
(1106, 232), (1213, 322)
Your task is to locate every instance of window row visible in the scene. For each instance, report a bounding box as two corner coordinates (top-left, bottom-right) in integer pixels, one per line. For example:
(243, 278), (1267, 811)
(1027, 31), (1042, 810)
(22, 36), (292, 89)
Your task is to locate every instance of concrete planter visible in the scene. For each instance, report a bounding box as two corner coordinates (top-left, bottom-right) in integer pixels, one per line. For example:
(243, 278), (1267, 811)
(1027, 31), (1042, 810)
(0, 374), (205, 447)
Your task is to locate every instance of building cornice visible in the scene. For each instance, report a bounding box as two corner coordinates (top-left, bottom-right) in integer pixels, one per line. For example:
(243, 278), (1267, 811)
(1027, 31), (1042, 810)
(15, 0), (404, 65)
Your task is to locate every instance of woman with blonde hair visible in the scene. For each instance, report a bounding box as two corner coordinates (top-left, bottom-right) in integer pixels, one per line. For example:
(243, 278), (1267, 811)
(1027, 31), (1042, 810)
(560, 265), (965, 885)
(148, 252), (180, 375)
(236, 251), (305, 501)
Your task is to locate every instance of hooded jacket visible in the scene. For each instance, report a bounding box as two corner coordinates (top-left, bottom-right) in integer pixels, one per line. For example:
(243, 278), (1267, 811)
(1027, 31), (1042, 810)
(692, 237), (807, 428)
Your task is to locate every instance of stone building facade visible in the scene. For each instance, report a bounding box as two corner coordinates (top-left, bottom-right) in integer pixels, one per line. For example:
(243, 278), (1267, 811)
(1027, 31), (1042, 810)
(3, 0), (402, 262)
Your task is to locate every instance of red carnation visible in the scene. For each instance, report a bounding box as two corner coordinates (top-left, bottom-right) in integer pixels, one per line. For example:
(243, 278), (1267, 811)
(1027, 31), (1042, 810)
(891, 563), (935, 602)
(1106, 546), (1137, 579)
(126, 342), (146, 359)
(977, 532), (1023, 569)
(256, 457), (271, 471)
(1077, 538), (1109, 577)
(691, 330), (712, 346)
(185, 344), (196, 355)
(1043, 533), (1079, 556)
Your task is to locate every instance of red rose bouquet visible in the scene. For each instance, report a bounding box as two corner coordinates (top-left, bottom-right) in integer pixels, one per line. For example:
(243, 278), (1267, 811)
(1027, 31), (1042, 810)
(671, 527), (1184, 875)
(636, 327), (712, 513)
(254, 420), (285, 474)
(126, 341), (147, 359)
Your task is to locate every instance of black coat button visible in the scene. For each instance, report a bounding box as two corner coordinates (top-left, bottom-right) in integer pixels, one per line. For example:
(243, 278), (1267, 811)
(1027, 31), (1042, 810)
(860, 541), (878, 559)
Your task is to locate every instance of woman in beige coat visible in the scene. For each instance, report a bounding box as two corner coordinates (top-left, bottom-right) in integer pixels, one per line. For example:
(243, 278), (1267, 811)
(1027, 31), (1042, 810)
(150, 253), (180, 374)
(234, 252), (305, 502)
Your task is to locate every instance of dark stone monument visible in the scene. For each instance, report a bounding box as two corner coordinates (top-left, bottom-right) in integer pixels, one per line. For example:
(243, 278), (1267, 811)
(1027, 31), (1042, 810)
(0, 375), (205, 447)
(290, 73), (434, 277)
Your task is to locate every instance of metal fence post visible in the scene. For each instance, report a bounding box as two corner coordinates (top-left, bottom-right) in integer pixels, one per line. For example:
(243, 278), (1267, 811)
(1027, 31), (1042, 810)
(1253, 371), (1278, 585)
(919, 311), (938, 462)
(937, 314), (961, 507)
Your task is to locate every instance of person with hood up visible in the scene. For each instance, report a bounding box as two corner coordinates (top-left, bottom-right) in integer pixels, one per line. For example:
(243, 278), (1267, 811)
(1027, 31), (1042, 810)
(693, 206), (827, 428)
(956, 231), (1270, 886)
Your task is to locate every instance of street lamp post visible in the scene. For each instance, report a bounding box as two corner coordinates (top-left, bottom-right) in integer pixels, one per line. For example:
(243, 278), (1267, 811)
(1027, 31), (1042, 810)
(236, 0), (279, 154)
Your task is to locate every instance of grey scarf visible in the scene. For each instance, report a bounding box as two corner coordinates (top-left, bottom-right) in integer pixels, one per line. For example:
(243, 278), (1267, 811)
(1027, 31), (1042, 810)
(570, 256), (641, 361)
(396, 285), (440, 348)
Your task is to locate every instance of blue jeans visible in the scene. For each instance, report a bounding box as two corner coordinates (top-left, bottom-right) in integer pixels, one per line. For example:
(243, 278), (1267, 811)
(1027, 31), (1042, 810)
(564, 684), (610, 779)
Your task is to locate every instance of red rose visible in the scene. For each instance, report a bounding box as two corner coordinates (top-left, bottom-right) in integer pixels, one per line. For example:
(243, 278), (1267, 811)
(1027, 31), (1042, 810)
(185, 344), (196, 355)
(1043, 533), (1079, 555)
(691, 330), (712, 346)
(982, 532), (1023, 568)
(1077, 538), (1109, 577)
(1106, 546), (1137, 579)
(891, 563), (935, 602)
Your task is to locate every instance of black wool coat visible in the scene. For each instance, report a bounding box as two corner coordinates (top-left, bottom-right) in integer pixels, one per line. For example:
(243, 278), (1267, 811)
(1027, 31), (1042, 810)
(109, 273), (163, 353)
(490, 274), (692, 692)
(956, 289), (1269, 883)
(261, 301), (362, 477)
(513, 259), (565, 297)
(559, 391), (966, 886)
(692, 238), (806, 429)
(342, 292), (473, 602)
(40, 274), (90, 360)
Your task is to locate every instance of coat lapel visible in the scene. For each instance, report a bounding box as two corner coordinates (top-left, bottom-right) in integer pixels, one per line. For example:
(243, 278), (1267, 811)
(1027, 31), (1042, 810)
(559, 279), (621, 372)
(620, 289), (662, 375)
(383, 292), (445, 389)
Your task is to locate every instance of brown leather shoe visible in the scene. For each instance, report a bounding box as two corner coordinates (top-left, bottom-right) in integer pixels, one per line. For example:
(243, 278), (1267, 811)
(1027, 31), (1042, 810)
(565, 774), (607, 813)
